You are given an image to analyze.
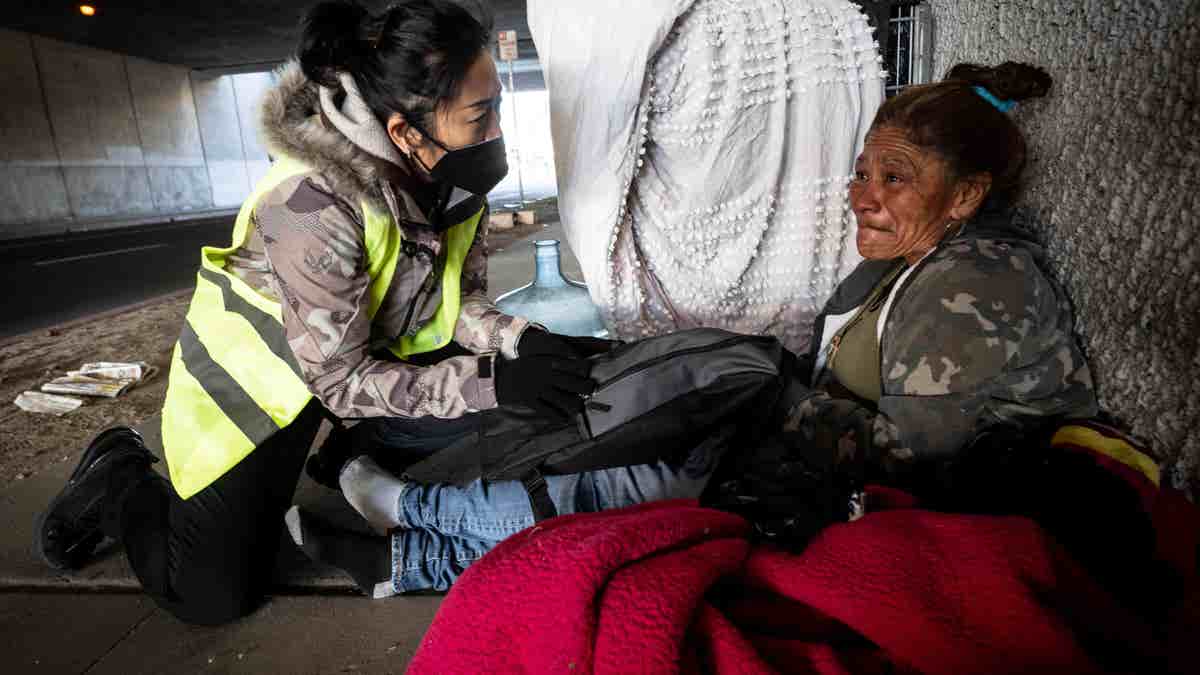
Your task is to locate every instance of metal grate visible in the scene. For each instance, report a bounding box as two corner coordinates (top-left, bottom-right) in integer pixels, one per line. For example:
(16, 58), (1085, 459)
(884, 3), (933, 97)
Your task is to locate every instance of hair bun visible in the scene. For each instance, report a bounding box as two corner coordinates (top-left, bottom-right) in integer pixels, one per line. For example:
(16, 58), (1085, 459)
(298, 0), (372, 88)
(946, 61), (1052, 102)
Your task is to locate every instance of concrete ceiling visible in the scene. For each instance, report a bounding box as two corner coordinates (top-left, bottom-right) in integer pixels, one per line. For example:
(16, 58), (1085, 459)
(0, 1), (533, 72)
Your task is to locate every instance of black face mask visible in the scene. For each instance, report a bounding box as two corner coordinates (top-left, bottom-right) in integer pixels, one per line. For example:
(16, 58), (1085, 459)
(410, 125), (509, 197)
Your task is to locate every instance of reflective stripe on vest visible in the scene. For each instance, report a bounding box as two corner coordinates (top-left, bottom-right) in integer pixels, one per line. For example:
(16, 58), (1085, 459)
(162, 156), (481, 499)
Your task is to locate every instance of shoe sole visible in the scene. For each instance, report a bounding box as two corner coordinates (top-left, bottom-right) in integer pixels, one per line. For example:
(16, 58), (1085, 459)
(34, 427), (151, 570)
(35, 487), (104, 570)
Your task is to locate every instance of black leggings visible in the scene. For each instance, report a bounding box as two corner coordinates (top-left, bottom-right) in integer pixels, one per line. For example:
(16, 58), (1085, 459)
(114, 399), (323, 625)
(117, 344), (475, 625)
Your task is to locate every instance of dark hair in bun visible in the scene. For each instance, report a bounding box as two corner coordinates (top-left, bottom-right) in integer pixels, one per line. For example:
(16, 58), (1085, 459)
(298, 0), (493, 130)
(945, 62), (1052, 102)
(871, 61), (1053, 209)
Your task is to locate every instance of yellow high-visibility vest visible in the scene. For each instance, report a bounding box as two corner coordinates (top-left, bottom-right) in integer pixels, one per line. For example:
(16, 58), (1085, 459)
(161, 157), (481, 499)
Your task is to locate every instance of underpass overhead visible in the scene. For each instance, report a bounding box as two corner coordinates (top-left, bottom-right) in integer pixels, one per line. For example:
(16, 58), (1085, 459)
(0, 1), (541, 238)
(0, 1), (535, 72)
(0, 27), (274, 239)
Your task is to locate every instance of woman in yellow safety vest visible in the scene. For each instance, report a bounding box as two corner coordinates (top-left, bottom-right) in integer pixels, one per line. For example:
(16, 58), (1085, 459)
(35, 0), (601, 625)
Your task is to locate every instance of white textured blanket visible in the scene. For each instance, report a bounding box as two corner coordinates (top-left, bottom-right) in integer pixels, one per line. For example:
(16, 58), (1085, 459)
(530, 0), (884, 351)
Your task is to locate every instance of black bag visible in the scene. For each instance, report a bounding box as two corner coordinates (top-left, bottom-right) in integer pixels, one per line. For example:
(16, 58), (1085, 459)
(402, 328), (793, 520)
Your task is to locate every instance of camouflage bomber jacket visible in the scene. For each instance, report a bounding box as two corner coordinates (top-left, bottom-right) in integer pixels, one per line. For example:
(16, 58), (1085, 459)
(221, 63), (531, 420)
(783, 213), (1099, 485)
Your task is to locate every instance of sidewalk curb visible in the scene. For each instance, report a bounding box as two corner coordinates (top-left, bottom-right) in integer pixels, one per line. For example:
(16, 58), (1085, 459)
(0, 208), (240, 244)
(0, 289), (193, 351)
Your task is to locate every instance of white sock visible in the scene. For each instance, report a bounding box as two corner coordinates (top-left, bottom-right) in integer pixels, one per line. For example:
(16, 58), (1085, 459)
(372, 580), (397, 599)
(339, 455), (407, 535)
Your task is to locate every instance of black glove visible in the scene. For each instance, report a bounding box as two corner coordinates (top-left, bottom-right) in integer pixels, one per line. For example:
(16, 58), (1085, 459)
(519, 329), (622, 360)
(494, 354), (596, 420)
(516, 329), (578, 360)
(558, 334), (621, 357)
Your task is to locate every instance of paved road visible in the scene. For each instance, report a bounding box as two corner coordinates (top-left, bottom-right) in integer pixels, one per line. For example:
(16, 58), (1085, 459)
(0, 217), (236, 340)
(0, 190), (566, 342)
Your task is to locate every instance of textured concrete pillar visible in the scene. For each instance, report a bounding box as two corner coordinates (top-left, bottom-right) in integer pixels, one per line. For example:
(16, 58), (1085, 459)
(191, 74), (253, 207)
(927, 0), (1200, 495)
(126, 57), (212, 212)
(0, 28), (72, 232)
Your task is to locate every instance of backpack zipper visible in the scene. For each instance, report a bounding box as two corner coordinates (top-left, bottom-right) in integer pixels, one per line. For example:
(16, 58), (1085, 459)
(591, 334), (776, 393)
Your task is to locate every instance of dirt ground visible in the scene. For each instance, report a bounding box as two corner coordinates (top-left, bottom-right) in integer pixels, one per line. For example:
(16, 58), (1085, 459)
(0, 296), (188, 489)
(0, 214), (549, 490)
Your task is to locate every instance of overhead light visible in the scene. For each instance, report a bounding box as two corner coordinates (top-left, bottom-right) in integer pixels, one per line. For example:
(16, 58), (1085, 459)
(79, 4), (96, 16)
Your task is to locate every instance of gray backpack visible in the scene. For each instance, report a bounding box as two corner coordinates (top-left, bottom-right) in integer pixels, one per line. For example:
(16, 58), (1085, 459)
(402, 328), (793, 520)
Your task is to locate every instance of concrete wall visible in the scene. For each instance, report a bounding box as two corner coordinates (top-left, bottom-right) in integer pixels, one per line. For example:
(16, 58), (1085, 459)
(0, 29), (272, 238)
(926, 1), (1200, 495)
(0, 30), (73, 225)
(191, 70), (273, 208)
(231, 72), (275, 191)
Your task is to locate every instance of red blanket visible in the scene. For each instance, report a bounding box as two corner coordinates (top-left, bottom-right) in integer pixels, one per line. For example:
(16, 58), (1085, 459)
(409, 493), (1199, 674)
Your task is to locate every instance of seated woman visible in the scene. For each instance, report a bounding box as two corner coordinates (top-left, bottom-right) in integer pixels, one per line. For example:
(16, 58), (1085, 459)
(779, 61), (1098, 489)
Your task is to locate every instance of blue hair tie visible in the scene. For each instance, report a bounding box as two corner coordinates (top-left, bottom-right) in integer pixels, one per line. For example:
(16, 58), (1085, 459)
(972, 85), (1015, 113)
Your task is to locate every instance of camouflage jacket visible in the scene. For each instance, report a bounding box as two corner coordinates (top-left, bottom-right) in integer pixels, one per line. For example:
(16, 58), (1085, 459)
(782, 213), (1098, 486)
(222, 62), (531, 420)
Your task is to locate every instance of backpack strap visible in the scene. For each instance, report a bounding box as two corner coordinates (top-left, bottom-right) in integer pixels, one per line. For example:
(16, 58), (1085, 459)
(521, 470), (558, 522)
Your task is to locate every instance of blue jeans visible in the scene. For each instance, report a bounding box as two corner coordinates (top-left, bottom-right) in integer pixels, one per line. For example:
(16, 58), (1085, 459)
(356, 417), (725, 593)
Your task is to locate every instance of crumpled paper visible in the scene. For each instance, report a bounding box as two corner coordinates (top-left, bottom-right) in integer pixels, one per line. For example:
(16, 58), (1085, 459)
(14, 391), (84, 416)
(42, 361), (158, 399)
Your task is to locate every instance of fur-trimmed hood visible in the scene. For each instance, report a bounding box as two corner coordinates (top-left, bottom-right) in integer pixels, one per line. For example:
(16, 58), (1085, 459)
(259, 61), (395, 213)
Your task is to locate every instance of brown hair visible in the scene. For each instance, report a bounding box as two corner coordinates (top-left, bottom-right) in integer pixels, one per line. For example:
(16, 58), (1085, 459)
(872, 62), (1052, 209)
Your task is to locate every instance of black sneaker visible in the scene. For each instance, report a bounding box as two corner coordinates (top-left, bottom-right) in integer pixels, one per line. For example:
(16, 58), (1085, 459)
(35, 427), (158, 570)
